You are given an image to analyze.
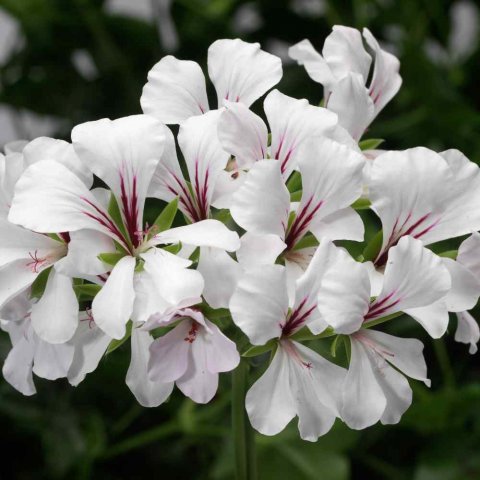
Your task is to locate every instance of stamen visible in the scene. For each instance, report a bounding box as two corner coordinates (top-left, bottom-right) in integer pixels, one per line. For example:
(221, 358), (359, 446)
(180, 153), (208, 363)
(26, 250), (48, 273)
(183, 321), (199, 343)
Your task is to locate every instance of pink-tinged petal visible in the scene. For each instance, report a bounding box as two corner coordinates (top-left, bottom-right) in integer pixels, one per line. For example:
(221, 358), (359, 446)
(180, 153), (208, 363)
(56, 230), (115, 277)
(148, 321), (191, 383)
(363, 28), (402, 116)
(0, 219), (64, 268)
(370, 148), (480, 259)
(230, 160), (290, 239)
(368, 237), (451, 321)
(72, 115), (165, 246)
(327, 73), (374, 141)
(176, 362), (219, 404)
(92, 256), (136, 339)
(323, 26), (372, 84)
(2, 328), (36, 396)
(208, 39), (282, 109)
(30, 269), (78, 344)
(285, 138), (364, 249)
(341, 337), (386, 429)
(246, 347), (296, 436)
(264, 90), (337, 177)
(236, 232), (286, 269)
(153, 220), (240, 251)
(458, 232), (480, 280)
(204, 319), (240, 373)
(455, 311), (479, 355)
(139, 248), (204, 315)
(360, 330), (430, 386)
(32, 336), (74, 380)
(197, 247), (241, 309)
(404, 301), (450, 339)
(218, 101), (268, 167)
(68, 318), (112, 386)
(8, 161), (130, 249)
(0, 260), (41, 310)
(230, 265), (287, 345)
(288, 39), (335, 87)
(0, 291), (31, 322)
(316, 245), (371, 334)
(442, 257), (480, 312)
(23, 136), (93, 188)
(141, 56), (209, 124)
(127, 326), (174, 407)
(310, 207), (365, 242)
(178, 110), (230, 220)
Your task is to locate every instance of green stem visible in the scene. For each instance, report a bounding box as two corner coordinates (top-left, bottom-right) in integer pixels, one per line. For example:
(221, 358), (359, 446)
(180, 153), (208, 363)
(232, 360), (256, 480)
(433, 338), (456, 391)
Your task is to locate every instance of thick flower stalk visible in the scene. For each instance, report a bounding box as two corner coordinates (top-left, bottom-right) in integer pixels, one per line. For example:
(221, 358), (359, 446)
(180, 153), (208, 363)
(1, 26), (480, 478)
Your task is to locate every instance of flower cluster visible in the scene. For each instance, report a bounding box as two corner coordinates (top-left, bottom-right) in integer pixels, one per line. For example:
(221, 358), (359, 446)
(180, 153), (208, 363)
(1, 26), (480, 442)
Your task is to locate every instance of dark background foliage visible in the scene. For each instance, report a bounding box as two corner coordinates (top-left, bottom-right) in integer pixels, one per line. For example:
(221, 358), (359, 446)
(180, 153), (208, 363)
(0, 0), (479, 479)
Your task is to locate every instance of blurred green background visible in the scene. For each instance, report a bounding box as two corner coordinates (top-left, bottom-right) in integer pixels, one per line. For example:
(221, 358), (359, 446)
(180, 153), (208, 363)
(1, 0), (480, 479)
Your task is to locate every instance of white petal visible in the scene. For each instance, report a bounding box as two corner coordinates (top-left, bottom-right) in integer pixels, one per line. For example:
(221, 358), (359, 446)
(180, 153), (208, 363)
(341, 338), (386, 429)
(371, 237), (451, 319)
(288, 39), (335, 86)
(361, 330), (430, 385)
(230, 265), (287, 345)
(0, 291), (31, 322)
(204, 319), (240, 373)
(72, 115), (165, 240)
(68, 320), (112, 386)
(210, 169), (247, 210)
(230, 160), (290, 239)
(2, 330), (36, 395)
(316, 246), (371, 334)
(246, 347), (296, 436)
(323, 26), (372, 83)
(23, 136), (93, 188)
(327, 73), (374, 141)
(141, 56), (209, 124)
(197, 247), (241, 309)
(442, 257), (480, 312)
(236, 232), (286, 269)
(153, 219), (240, 251)
(0, 260), (39, 310)
(148, 321), (191, 383)
(30, 269), (79, 343)
(455, 311), (480, 354)
(363, 28), (402, 115)
(126, 327), (173, 407)
(310, 207), (365, 242)
(264, 90), (337, 177)
(208, 39), (282, 108)
(92, 256), (136, 339)
(404, 300), (450, 338)
(457, 232), (480, 280)
(32, 336), (74, 380)
(4, 139), (28, 154)
(8, 160), (127, 246)
(0, 151), (24, 217)
(218, 101), (268, 167)
(178, 110), (229, 219)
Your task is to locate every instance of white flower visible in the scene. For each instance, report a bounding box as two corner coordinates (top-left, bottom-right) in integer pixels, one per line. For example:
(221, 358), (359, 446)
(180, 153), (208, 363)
(141, 39), (282, 124)
(230, 240), (347, 441)
(145, 307), (239, 404)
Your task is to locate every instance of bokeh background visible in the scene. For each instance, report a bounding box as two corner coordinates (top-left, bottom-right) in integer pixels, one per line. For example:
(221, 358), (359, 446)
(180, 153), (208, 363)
(1, 0), (480, 479)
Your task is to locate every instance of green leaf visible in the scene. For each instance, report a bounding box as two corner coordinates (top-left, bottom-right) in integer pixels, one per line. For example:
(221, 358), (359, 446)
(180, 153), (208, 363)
(292, 234), (319, 251)
(343, 336), (351, 363)
(287, 171), (302, 193)
(359, 138), (384, 151)
(351, 197), (371, 210)
(242, 339), (276, 357)
(290, 326), (335, 341)
(30, 267), (52, 299)
(290, 190), (302, 202)
(163, 242), (182, 254)
(438, 249), (457, 259)
(106, 321), (133, 355)
(98, 252), (126, 266)
(362, 230), (383, 262)
(152, 197), (178, 233)
(330, 335), (341, 358)
(108, 193), (130, 245)
(73, 283), (102, 299)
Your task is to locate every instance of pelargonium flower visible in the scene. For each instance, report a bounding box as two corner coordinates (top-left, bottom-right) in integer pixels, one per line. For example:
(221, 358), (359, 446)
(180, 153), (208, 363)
(290, 26), (402, 141)
(230, 240), (347, 441)
(141, 38), (282, 124)
(145, 306), (240, 404)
